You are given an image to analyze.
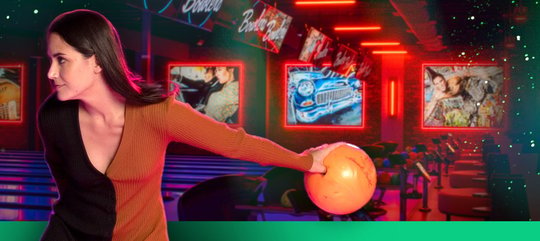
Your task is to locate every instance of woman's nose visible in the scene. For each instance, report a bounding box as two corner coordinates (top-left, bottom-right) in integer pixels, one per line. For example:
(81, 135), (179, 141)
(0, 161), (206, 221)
(47, 63), (57, 80)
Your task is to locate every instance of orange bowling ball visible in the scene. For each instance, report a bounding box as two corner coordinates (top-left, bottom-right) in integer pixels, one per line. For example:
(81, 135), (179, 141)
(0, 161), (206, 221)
(304, 144), (377, 215)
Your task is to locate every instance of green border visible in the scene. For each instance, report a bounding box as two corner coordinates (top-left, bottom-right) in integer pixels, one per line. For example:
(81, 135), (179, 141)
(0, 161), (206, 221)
(1, 221), (537, 241)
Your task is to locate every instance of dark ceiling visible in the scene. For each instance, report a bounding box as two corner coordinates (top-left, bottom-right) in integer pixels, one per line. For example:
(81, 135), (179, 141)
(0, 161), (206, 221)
(431, 0), (509, 48)
(274, 0), (513, 53)
(0, 0), (516, 55)
(275, 0), (414, 45)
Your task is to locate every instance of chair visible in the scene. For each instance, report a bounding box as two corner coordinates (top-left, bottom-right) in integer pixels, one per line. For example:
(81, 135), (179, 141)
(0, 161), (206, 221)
(447, 145), (501, 188)
(485, 153), (510, 177)
(454, 160), (484, 171)
(482, 143), (500, 162)
(438, 153), (512, 220)
(360, 145), (385, 160)
(488, 174), (530, 220)
(260, 167), (319, 214)
(177, 174), (265, 221)
(373, 141), (399, 158)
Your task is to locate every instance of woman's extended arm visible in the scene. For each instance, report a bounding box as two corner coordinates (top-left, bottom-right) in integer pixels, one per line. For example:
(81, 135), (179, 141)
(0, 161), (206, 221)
(164, 97), (314, 172)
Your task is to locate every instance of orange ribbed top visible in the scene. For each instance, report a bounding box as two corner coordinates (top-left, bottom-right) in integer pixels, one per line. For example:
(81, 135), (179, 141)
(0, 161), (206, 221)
(39, 94), (313, 241)
(107, 96), (313, 240)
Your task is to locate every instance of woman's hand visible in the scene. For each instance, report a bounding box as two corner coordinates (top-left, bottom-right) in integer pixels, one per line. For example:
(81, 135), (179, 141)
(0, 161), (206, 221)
(304, 142), (348, 173)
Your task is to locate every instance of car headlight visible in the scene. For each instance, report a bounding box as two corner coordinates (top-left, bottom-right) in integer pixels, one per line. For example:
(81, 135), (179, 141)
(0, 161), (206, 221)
(350, 80), (360, 89)
(297, 80), (315, 97)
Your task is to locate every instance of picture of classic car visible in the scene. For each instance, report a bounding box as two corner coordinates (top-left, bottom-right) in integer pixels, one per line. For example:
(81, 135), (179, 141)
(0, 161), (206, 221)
(287, 67), (362, 125)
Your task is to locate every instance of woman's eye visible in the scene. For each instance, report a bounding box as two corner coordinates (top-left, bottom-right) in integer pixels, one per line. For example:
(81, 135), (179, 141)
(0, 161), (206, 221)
(57, 57), (66, 64)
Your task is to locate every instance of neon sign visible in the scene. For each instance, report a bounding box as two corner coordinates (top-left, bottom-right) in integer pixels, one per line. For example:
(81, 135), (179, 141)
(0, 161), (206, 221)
(233, 1), (292, 53)
(129, 0), (224, 31)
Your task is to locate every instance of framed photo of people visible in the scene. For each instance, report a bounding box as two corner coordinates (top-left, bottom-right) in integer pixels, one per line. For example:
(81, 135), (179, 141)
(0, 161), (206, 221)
(233, 0), (293, 53)
(168, 63), (243, 125)
(332, 44), (358, 77)
(285, 64), (364, 128)
(298, 27), (333, 66)
(422, 63), (504, 129)
(0, 64), (24, 124)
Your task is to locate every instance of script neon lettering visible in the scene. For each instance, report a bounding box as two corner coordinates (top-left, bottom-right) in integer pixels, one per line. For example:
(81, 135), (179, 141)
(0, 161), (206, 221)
(239, 8), (289, 45)
(263, 20), (289, 42)
(238, 8), (269, 33)
(182, 0), (223, 13)
(334, 52), (353, 67)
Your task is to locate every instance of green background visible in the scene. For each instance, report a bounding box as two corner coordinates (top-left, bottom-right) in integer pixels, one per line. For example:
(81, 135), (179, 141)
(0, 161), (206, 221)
(1, 221), (537, 241)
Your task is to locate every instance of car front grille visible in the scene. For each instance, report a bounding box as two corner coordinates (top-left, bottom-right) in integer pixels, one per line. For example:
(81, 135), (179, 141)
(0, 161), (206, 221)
(316, 88), (353, 105)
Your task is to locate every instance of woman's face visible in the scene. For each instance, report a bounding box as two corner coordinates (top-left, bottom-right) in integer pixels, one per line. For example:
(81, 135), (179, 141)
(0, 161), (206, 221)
(47, 33), (101, 101)
(215, 67), (233, 84)
(203, 68), (214, 83)
(432, 76), (447, 93)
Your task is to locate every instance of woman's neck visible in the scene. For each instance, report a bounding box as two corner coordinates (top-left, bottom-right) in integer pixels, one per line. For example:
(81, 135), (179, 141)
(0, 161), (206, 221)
(78, 83), (126, 123)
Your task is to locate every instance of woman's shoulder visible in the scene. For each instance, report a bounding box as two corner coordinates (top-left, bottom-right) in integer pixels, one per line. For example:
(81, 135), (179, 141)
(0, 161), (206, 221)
(130, 94), (175, 110)
(37, 93), (78, 133)
(130, 95), (193, 119)
(38, 92), (75, 116)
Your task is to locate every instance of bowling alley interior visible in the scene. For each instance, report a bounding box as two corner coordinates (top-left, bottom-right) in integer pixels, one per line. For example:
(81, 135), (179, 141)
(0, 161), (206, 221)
(0, 0), (539, 222)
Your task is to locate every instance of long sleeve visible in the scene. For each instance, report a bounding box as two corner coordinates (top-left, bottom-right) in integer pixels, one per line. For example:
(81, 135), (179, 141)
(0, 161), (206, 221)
(164, 97), (313, 172)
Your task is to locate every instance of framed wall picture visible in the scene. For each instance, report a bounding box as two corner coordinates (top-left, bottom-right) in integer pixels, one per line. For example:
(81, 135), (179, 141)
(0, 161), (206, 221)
(168, 62), (243, 126)
(0, 64), (24, 124)
(422, 63), (504, 129)
(298, 27), (333, 66)
(285, 64), (364, 128)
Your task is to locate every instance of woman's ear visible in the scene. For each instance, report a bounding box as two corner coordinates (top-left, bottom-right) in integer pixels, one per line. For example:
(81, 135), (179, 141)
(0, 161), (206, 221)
(90, 55), (102, 74)
(94, 64), (102, 74)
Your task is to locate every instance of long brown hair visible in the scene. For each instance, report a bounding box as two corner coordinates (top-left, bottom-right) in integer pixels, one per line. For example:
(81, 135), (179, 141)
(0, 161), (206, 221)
(47, 9), (170, 104)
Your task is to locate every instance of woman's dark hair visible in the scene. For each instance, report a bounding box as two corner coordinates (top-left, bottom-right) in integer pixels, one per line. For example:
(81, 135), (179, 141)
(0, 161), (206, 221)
(426, 67), (445, 84)
(205, 67), (216, 74)
(47, 9), (170, 104)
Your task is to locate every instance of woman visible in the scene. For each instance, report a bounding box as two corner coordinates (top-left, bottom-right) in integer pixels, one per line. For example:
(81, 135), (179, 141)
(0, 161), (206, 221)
(203, 66), (238, 122)
(424, 67), (451, 126)
(173, 67), (222, 111)
(441, 75), (472, 126)
(39, 9), (336, 241)
(425, 74), (471, 127)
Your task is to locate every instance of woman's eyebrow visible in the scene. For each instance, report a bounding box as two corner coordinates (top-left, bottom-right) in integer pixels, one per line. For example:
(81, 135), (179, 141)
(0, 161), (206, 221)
(51, 52), (66, 57)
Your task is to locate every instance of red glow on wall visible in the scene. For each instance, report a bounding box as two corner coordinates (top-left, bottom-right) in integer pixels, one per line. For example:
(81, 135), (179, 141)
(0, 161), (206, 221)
(166, 62), (244, 128)
(334, 26), (381, 31)
(296, 1), (356, 5)
(283, 63), (365, 129)
(373, 50), (407, 54)
(390, 80), (396, 117)
(361, 42), (400, 46)
(0, 64), (24, 125)
(420, 62), (505, 131)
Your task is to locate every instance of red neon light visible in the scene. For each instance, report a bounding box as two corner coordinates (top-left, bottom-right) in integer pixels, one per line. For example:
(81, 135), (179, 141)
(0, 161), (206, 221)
(390, 80), (396, 117)
(167, 62), (245, 128)
(361, 42), (400, 46)
(296, 1), (356, 5)
(373, 50), (407, 54)
(0, 64), (24, 125)
(334, 26), (381, 31)
(283, 63), (365, 129)
(420, 62), (505, 131)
